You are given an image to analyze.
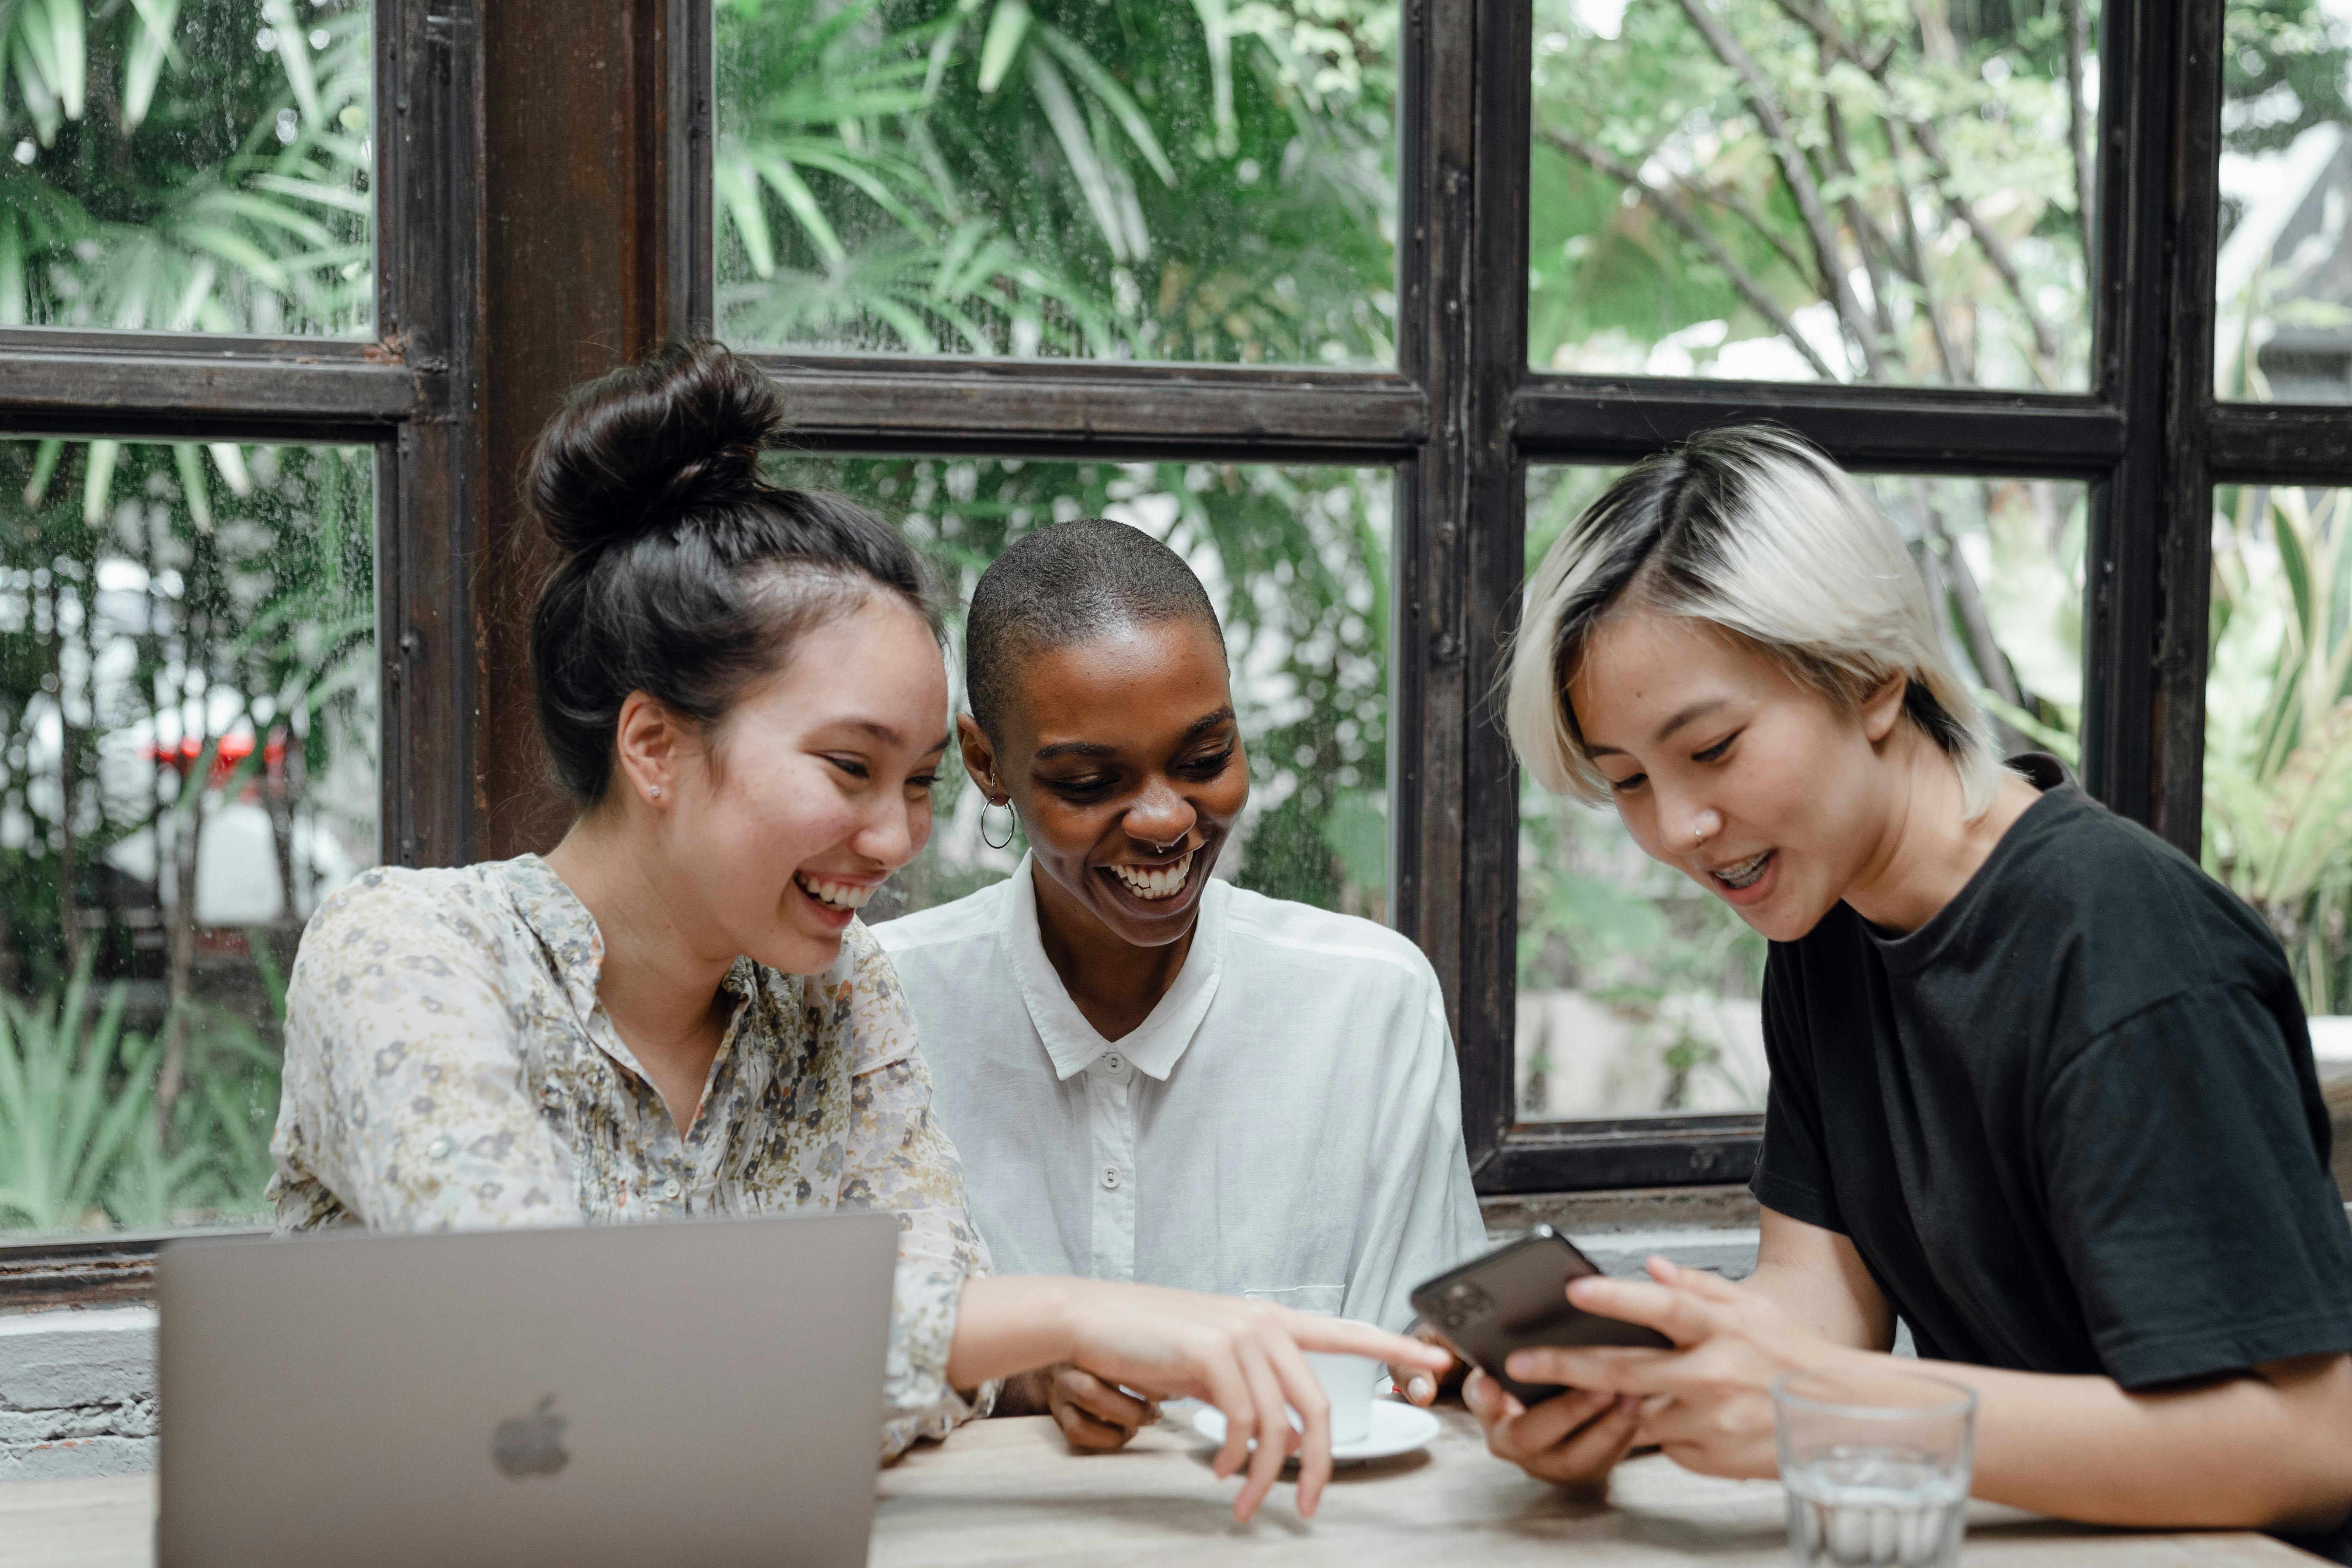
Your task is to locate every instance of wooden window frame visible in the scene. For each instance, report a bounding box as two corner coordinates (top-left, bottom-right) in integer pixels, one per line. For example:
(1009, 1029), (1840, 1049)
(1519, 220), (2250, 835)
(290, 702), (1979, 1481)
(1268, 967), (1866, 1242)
(0, 0), (482, 1297)
(678, 0), (2280, 1195)
(0, 0), (2312, 1304)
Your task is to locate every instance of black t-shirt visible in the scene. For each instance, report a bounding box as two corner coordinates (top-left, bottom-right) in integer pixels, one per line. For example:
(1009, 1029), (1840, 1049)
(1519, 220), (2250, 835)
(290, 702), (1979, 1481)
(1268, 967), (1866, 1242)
(1751, 756), (2352, 1557)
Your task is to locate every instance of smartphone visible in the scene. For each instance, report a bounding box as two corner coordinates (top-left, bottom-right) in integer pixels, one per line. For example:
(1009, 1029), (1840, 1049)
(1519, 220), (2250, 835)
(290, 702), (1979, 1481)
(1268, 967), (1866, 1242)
(1409, 1226), (1671, 1407)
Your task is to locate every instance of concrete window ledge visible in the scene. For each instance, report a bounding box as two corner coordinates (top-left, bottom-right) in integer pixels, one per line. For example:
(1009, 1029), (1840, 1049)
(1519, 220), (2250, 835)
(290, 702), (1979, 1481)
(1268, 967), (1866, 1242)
(0, 1307), (159, 1481)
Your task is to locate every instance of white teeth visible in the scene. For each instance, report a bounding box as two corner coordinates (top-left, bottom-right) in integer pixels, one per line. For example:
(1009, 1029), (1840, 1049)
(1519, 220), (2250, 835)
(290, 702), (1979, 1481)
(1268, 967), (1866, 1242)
(1711, 851), (1771, 891)
(795, 873), (876, 911)
(1111, 850), (1194, 901)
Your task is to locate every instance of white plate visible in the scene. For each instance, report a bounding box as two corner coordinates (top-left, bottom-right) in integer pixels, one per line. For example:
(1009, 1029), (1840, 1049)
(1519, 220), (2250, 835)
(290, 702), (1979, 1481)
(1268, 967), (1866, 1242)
(1190, 1400), (1441, 1465)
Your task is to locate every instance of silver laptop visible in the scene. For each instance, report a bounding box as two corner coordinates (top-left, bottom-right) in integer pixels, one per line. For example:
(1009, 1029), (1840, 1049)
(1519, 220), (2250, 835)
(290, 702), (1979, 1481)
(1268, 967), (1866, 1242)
(158, 1212), (898, 1568)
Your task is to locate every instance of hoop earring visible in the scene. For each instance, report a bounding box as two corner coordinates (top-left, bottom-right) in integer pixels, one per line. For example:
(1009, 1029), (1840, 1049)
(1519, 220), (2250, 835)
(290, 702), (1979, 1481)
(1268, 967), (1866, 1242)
(980, 797), (1017, 851)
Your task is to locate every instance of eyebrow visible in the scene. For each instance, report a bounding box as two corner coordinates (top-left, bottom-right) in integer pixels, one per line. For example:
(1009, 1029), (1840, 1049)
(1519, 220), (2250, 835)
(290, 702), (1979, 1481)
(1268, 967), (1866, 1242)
(1031, 706), (1236, 763)
(839, 720), (948, 756)
(1585, 698), (1730, 759)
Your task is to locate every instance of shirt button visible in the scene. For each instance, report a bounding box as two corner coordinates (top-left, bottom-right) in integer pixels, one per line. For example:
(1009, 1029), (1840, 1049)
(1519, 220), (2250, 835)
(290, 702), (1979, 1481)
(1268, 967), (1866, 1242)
(1102, 1054), (1125, 1074)
(662, 1177), (682, 1200)
(1100, 1166), (1121, 1191)
(426, 1135), (455, 1160)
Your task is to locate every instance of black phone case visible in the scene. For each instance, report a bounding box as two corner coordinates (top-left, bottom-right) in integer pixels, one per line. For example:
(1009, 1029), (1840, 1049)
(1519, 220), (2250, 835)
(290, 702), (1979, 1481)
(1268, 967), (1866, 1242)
(1409, 1226), (1672, 1406)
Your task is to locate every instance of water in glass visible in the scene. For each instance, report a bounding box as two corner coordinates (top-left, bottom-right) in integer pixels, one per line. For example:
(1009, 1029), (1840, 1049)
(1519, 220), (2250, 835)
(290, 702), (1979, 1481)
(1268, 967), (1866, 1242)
(1784, 1444), (1968, 1567)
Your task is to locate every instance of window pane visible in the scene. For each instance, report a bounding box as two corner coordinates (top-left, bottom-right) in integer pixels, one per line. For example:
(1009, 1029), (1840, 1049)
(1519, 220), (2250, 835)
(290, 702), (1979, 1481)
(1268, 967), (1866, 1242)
(2205, 482), (2352, 1187)
(2206, 483), (2352, 1020)
(2215, 0), (2352, 401)
(0, 1), (374, 336)
(1516, 465), (2086, 1122)
(714, 3), (1397, 364)
(763, 458), (1392, 922)
(1529, 0), (2097, 391)
(0, 437), (376, 1237)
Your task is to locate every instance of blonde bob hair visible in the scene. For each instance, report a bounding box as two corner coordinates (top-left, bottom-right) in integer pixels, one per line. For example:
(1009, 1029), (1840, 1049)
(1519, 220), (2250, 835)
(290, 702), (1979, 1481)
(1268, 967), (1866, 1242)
(1504, 425), (2003, 819)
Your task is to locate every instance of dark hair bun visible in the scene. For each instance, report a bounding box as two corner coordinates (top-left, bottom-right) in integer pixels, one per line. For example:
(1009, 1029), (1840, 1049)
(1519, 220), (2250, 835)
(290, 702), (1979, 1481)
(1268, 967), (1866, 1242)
(524, 340), (943, 806)
(528, 340), (782, 558)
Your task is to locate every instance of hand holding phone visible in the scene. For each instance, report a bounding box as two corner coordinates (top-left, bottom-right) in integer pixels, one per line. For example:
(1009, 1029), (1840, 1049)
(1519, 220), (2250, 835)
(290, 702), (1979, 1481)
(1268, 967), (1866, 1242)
(1409, 1226), (1671, 1406)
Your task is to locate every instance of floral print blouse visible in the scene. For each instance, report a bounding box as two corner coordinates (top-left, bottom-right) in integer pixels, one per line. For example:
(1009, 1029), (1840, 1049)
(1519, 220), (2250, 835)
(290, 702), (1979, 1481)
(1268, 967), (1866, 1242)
(267, 854), (994, 1460)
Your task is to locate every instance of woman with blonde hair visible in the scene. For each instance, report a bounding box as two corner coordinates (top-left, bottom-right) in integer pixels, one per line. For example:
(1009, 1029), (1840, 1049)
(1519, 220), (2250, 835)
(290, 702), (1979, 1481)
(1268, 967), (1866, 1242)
(1478, 426), (2352, 1559)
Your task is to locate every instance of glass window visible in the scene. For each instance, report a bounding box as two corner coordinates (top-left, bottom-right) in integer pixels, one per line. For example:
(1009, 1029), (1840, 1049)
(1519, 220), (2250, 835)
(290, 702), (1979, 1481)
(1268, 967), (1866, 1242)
(1528, 0), (2098, 391)
(762, 457), (1392, 922)
(2215, 0), (2352, 401)
(0, 0), (374, 336)
(0, 436), (376, 1237)
(1515, 464), (2086, 1122)
(2205, 482), (2352, 1020)
(713, 1), (1398, 364)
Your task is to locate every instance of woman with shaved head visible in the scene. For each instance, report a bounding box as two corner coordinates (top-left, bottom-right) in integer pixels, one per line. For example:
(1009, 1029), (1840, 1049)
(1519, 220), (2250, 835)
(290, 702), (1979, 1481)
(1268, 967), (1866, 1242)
(876, 518), (1484, 1452)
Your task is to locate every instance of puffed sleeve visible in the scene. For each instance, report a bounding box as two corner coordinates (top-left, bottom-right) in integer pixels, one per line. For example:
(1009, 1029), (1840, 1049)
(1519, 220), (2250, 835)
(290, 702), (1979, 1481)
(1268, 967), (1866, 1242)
(828, 922), (998, 1460)
(270, 869), (579, 1233)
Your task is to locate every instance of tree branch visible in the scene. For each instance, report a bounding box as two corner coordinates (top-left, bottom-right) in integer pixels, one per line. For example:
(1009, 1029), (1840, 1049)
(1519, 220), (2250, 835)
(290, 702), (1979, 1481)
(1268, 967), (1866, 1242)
(2063, 0), (2096, 270)
(1673, 0), (1887, 379)
(1539, 125), (1840, 381)
(1763, 0), (2064, 380)
(1883, 115), (1967, 381)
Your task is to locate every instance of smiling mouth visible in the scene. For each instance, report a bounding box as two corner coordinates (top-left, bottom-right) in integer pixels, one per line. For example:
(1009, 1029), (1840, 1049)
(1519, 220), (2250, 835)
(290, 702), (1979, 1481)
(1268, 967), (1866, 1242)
(1109, 849), (1195, 902)
(1707, 850), (1772, 891)
(795, 872), (877, 911)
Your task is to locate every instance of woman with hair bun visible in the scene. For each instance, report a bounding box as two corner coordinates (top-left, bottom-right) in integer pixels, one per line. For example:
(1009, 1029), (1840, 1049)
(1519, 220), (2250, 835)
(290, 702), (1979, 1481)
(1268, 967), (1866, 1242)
(1480, 425), (2352, 1559)
(267, 342), (1443, 1519)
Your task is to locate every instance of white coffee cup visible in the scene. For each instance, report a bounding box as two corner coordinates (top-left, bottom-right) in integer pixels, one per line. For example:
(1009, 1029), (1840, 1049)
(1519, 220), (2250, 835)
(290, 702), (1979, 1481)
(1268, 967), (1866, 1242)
(1298, 1351), (1378, 1445)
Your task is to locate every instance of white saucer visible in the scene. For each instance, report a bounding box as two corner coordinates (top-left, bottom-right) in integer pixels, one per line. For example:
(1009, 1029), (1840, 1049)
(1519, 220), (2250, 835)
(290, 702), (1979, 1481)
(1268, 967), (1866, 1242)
(1190, 1400), (1441, 1465)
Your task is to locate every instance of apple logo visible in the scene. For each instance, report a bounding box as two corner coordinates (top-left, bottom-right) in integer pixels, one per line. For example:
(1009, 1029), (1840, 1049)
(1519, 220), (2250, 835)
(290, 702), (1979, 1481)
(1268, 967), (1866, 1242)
(490, 1395), (570, 1479)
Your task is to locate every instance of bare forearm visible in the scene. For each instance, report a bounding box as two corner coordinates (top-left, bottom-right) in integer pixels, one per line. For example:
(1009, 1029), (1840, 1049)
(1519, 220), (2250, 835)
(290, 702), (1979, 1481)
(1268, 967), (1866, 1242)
(1742, 1259), (1891, 1351)
(945, 1277), (1080, 1390)
(1885, 1351), (2352, 1532)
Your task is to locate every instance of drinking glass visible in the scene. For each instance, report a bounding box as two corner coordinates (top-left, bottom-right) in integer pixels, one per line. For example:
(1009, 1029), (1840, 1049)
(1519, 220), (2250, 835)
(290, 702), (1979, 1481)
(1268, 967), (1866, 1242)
(1774, 1368), (1978, 1568)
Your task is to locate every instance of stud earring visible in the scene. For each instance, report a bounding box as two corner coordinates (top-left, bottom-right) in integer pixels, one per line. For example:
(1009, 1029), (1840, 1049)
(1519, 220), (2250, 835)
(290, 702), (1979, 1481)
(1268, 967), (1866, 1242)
(980, 796), (1017, 851)
(649, 785), (662, 800)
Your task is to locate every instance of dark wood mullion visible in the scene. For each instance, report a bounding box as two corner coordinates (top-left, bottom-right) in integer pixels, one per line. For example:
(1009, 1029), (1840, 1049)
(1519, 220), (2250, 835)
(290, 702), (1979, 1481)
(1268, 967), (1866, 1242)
(2080, 0), (2183, 836)
(745, 354), (1428, 460)
(2208, 404), (2352, 482)
(0, 337), (416, 441)
(1392, 0), (1477, 1125)
(2148, 0), (2227, 854)
(669, 0), (715, 342)
(376, 0), (485, 870)
(1456, 0), (1532, 1193)
(1515, 380), (2125, 477)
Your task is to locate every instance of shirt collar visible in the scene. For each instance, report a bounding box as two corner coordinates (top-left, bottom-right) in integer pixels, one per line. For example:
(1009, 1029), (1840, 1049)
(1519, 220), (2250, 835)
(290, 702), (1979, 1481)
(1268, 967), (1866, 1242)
(493, 853), (757, 1086)
(1003, 852), (1228, 1082)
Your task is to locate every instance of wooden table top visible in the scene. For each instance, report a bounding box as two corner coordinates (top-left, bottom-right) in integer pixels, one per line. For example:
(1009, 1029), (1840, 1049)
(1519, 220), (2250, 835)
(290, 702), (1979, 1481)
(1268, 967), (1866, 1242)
(3, 1406), (2318, 1566)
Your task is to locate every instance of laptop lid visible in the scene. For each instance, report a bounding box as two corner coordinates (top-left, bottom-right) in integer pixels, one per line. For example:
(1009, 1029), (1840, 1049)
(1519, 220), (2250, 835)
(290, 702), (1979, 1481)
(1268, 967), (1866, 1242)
(158, 1212), (898, 1568)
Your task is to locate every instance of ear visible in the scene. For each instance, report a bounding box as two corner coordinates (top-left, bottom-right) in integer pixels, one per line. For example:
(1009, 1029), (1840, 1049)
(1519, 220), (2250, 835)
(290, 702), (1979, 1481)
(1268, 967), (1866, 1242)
(612, 690), (692, 807)
(956, 713), (1004, 802)
(1860, 671), (1908, 745)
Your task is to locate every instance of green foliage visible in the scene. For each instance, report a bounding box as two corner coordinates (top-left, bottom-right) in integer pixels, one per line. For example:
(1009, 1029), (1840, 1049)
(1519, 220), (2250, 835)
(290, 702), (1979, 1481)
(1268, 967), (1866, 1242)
(2221, 0), (2352, 156)
(0, 4), (373, 1235)
(0, 953), (278, 1232)
(776, 454), (1389, 916)
(716, 0), (1395, 362)
(2206, 484), (2352, 1015)
(0, 0), (372, 334)
(1529, 0), (2095, 389)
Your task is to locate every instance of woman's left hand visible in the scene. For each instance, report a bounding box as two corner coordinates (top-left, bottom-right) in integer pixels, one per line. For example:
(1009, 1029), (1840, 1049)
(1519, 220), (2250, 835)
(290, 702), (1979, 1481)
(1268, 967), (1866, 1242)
(1500, 1256), (1853, 1480)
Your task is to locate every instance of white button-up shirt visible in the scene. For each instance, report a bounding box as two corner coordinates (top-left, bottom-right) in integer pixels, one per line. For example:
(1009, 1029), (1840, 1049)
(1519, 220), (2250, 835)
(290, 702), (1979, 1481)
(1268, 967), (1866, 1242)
(875, 858), (1485, 1330)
